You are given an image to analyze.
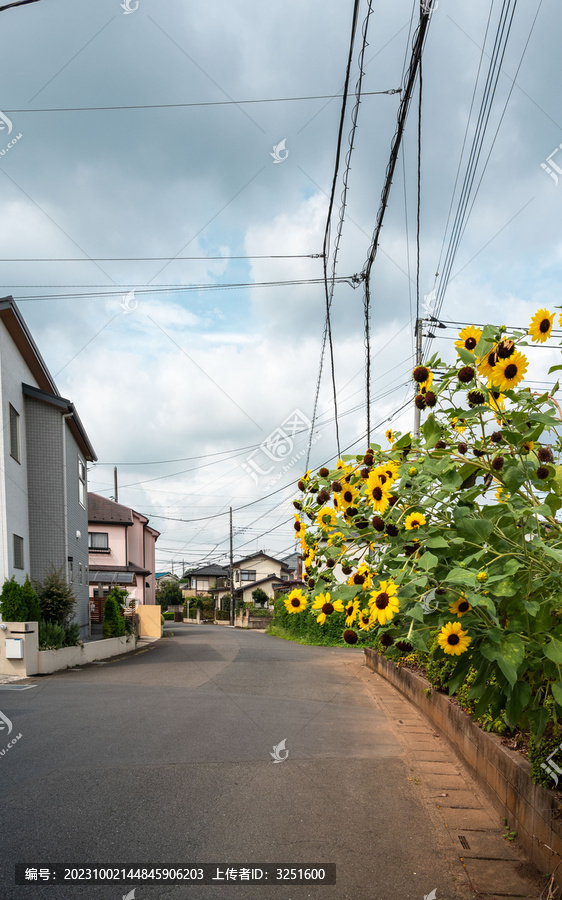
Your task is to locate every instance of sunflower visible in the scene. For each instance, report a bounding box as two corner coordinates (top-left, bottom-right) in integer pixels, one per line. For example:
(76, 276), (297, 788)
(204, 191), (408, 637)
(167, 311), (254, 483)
(303, 545), (316, 568)
(491, 351), (528, 393)
(369, 580), (399, 625)
(418, 370), (434, 392)
(284, 589), (308, 614)
(455, 325), (483, 353)
(311, 592), (344, 625)
(343, 599), (360, 627)
(478, 347), (499, 380)
(521, 440), (534, 454)
(347, 563), (375, 591)
(487, 385), (505, 411)
(449, 594), (472, 617)
(327, 530), (346, 549)
(404, 512), (427, 530)
(358, 608), (376, 631)
(495, 483), (504, 503)
(365, 471), (392, 513)
(385, 429), (395, 444)
(333, 483), (359, 511)
(294, 514), (305, 539)
(451, 417), (467, 435)
(316, 506), (337, 528)
(437, 621), (471, 656)
(529, 308), (554, 344)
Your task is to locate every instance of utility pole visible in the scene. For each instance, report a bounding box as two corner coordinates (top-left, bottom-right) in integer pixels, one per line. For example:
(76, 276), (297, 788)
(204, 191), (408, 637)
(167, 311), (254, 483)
(114, 466), (118, 503)
(413, 317), (423, 439)
(229, 507), (234, 626)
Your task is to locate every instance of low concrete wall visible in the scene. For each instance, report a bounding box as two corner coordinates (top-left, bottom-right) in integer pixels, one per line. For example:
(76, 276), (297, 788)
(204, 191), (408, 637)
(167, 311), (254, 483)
(38, 635), (136, 674)
(234, 612), (274, 629)
(137, 605), (162, 638)
(364, 648), (562, 886)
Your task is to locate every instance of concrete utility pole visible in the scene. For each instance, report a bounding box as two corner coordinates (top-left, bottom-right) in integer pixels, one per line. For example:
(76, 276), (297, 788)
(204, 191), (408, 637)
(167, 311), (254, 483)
(229, 507), (234, 626)
(413, 317), (423, 439)
(114, 466), (118, 503)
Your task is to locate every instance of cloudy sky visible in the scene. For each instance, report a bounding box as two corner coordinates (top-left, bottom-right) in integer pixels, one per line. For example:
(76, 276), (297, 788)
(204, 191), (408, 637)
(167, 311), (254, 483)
(0, 0), (559, 573)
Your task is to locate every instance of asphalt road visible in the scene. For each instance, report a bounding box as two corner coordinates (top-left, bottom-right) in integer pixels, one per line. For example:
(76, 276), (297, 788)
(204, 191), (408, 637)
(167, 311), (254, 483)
(0, 624), (468, 900)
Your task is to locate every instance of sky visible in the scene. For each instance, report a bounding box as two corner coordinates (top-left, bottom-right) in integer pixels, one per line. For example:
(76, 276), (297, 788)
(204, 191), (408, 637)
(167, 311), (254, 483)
(0, 0), (560, 574)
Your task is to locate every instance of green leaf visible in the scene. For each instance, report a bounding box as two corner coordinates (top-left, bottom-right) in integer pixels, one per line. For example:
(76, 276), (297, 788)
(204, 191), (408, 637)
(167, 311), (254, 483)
(457, 346), (476, 365)
(552, 682), (562, 708)
(444, 568), (477, 586)
(408, 629), (428, 653)
(523, 599), (540, 616)
(502, 463), (527, 494)
(422, 413), (441, 446)
(548, 364), (562, 374)
(455, 517), (493, 543)
(418, 551), (439, 571)
(545, 494), (562, 516)
(505, 680), (532, 727)
(487, 577), (517, 597)
(497, 634), (525, 686)
(406, 604), (425, 622)
(426, 536), (449, 549)
(545, 636), (562, 663)
(447, 652), (474, 695)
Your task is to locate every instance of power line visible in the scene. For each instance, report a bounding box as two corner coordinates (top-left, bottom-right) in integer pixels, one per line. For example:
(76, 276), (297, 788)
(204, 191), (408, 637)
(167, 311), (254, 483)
(0, 254), (322, 263)
(5, 89), (401, 115)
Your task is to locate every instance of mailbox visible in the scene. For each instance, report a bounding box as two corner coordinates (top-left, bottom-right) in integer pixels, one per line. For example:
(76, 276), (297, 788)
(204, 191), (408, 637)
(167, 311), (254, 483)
(5, 639), (23, 659)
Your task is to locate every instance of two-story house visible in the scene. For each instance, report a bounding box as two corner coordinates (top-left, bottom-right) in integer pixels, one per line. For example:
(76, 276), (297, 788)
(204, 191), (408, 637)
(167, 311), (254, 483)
(182, 564), (229, 597)
(0, 296), (97, 637)
(211, 551), (291, 607)
(88, 493), (159, 622)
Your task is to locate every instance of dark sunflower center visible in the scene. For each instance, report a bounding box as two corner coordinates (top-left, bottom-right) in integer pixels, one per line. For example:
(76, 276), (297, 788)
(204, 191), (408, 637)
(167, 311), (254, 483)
(375, 593), (389, 610)
(505, 363), (518, 379)
(361, 616), (369, 625)
(372, 486), (383, 501)
(447, 633), (460, 645)
(322, 603), (334, 615)
(465, 337), (477, 350)
(291, 598), (301, 608)
(379, 473), (387, 484)
(488, 351), (497, 366)
(458, 601), (469, 613)
(540, 318), (550, 333)
(344, 491), (353, 503)
(346, 606), (353, 616)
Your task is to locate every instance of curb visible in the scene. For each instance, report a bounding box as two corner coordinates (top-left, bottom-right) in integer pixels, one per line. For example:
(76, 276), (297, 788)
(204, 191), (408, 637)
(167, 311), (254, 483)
(364, 648), (562, 888)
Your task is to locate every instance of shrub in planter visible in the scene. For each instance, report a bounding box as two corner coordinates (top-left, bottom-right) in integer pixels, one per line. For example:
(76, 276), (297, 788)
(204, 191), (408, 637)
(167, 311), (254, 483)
(64, 623), (81, 646)
(0, 577), (28, 622)
(163, 611), (174, 620)
(39, 620), (66, 650)
(36, 566), (77, 626)
(102, 596), (125, 639)
(22, 576), (41, 622)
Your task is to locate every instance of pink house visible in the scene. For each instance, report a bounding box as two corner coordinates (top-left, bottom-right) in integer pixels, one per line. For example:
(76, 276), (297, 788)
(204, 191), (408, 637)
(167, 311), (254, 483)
(87, 493), (160, 622)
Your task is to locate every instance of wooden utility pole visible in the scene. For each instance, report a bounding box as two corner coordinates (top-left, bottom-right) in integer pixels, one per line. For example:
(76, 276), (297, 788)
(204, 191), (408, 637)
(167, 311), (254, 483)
(413, 317), (423, 439)
(229, 507), (234, 626)
(114, 466), (118, 503)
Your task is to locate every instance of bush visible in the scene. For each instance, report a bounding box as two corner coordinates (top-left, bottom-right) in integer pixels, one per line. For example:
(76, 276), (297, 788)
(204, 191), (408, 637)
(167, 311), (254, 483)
(272, 596), (349, 645)
(102, 595), (125, 639)
(39, 620), (66, 650)
(222, 595), (231, 613)
(22, 576), (41, 622)
(35, 566), (77, 626)
(0, 578), (29, 622)
(247, 608), (273, 617)
(162, 611), (174, 620)
(215, 610), (230, 620)
(252, 587), (269, 607)
(64, 623), (81, 646)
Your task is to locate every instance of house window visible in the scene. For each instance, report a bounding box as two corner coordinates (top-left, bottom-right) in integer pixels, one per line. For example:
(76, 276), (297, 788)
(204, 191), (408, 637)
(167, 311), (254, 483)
(88, 532), (109, 552)
(79, 563), (83, 585)
(78, 458), (86, 507)
(9, 405), (20, 463)
(240, 570), (256, 581)
(13, 534), (24, 569)
(68, 557), (74, 583)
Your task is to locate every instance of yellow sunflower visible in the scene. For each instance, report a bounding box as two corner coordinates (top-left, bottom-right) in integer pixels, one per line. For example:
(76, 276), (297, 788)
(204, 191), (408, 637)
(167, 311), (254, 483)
(451, 416), (467, 434)
(529, 308), (554, 343)
(385, 429), (395, 444)
(418, 370), (433, 392)
(437, 621), (471, 656)
(369, 580), (399, 625)
(365, 471), (392, 513)
(521, 440), (534, 454)
(311, 592), (344, 625)
(487, 385), (505, 411)
(333, 483), (359, 511)
(284, 589), (308, 614)
(346, 562), (375, 591)
(455, 325), (483, 353)
(327, 530), (346, 549)
(404, 512), (427, 530)
(478, 347), (499, 380)
(316, 506), (337, 528)
(343, 599), (360, 627)
(490, 351), (528, 393)
(303, 544), (316, 568)
(358, 608), (376, 631)
(294, 514), (305, 540)
(449, 594), (472, 617)
(495, 483), (504, 503)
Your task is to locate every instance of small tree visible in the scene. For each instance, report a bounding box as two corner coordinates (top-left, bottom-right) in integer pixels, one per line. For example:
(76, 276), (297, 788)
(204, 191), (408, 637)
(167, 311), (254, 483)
(0, 578), (28, 621)
(252, 587), (269, 607)
(156, 581), (183, 608)
(36, 566), (77, 626)
(102, 595), (125, 639)
(22, 576), (41, 622)
(222, 594), (231, 613)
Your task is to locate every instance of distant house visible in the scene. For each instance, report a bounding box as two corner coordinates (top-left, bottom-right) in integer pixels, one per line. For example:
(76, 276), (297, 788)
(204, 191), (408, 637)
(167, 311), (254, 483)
(88, 493), (159, 622)
(182, 564), (228, 596)
(0, 296), (97, 638)
(211, 551), (291, 608)
(155, 572), (178, 586)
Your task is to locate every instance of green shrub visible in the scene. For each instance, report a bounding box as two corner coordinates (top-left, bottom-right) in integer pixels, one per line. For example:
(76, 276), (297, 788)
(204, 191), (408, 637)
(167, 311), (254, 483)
(64, 623), (81, 646)
(39, 619), (66, 650)
(102, 595), (125, 639)
(35, 566), (77, 626)
(271, 596), (348, 645)
(252, 587), (269, 606)
(215, 610), (230, 620)
(0, 578), (28, 622)
(162, 611), (174, 620)
(247, 608), (273, 617)
(222, 595), (231, 613)
(22, 576), (41, 622)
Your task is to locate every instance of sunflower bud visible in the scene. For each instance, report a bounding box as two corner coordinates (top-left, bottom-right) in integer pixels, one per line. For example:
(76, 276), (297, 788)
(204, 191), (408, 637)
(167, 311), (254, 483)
(458, 366), (475, 383)
(538, 447), (554, 463)
(319, 467), (329, 478)
(491, 456), (504, 471)
(413, 365), (430, 383)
